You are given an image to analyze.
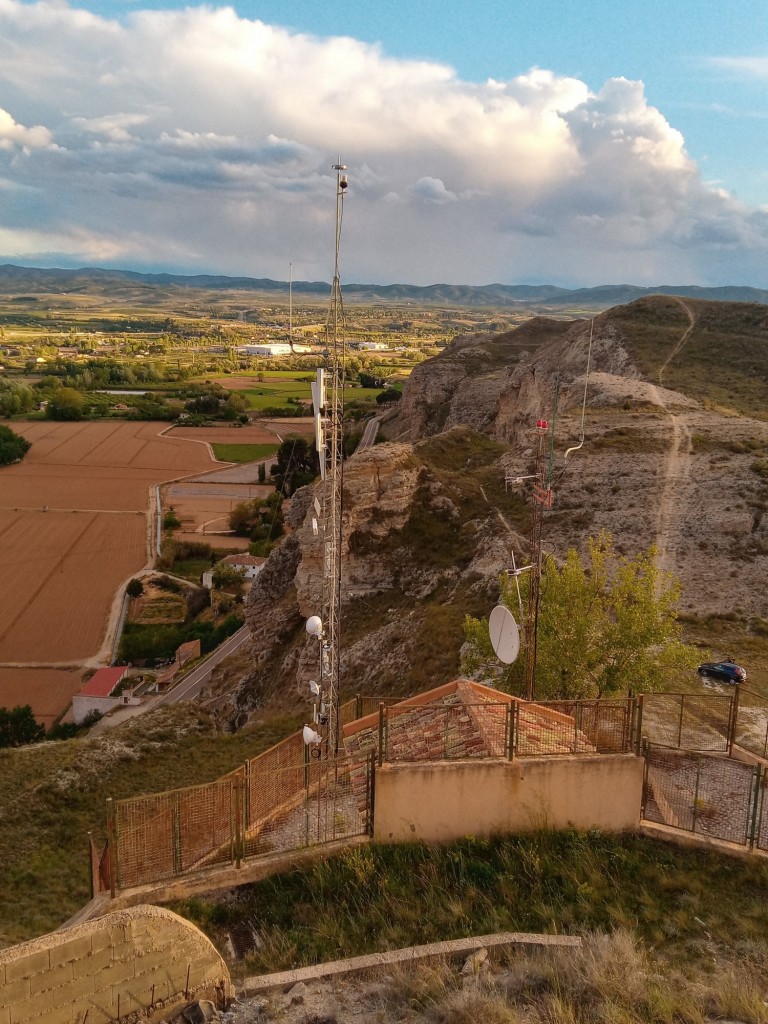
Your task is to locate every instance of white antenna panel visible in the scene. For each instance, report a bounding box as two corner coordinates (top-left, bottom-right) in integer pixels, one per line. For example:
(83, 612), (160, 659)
(314, 414), (324, 454)
(312, 517), (318, 536)
(314, 497), (321, 517)
(489, 605), (521, 665)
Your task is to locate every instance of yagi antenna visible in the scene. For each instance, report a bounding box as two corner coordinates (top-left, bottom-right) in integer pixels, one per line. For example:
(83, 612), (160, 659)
(564, 318), (594, 464)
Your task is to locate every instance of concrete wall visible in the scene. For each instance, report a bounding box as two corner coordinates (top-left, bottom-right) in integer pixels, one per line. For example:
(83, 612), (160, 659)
(0, 905), (231, 1024)
(374, 755), (643, 843)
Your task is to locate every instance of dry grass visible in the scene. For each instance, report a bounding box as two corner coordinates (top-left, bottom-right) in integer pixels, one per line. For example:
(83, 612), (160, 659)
(364, 931), (768, 1024)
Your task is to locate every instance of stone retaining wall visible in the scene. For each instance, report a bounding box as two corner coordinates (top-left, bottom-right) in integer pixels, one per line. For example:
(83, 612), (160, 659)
(0, 905), (231, 1024)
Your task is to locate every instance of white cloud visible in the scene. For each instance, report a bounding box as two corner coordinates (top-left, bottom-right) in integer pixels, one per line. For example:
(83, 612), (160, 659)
(709, 56), (768, 79)
(0, 107), (53, 151)
(0, 0), (765, 285)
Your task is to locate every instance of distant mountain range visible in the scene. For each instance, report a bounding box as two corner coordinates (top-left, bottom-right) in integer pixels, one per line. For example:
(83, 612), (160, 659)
(0, 263), (766, 309)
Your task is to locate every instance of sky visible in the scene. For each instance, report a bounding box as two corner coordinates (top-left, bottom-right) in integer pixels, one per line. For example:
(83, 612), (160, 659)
(0, 0), (767, 287)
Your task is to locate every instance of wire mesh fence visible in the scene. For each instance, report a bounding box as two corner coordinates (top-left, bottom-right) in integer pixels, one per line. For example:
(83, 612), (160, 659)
(243, 753), (371, 859)
(524, 699), (634, 755)
(383, 702), (510, 762)
(379, 698), (637, 762)
(643, 744), (760, 846)
(640, 692), (733, 752)
(734, 688), (768, 760)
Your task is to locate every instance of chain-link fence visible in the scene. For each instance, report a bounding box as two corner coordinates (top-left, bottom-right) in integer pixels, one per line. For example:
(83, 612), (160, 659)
(734, 688), (768, 760)
(525, 699), (635, 755)
(643, 744), (761, 846)
(640, 692), (733, 752)
(380, 698), (637, 762)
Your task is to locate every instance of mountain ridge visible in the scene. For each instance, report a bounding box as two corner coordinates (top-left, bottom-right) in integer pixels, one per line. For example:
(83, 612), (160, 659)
(0, 264), (766, 309)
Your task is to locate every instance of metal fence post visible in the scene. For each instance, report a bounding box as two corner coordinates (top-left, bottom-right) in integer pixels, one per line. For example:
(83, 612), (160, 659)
(748, 765), (762, 849)
(356, 692), (362, 720)
(728, 685), (740, 756)
(172, 793), (182, 875)
(508, 703), (518, 759)
(691, 757), (701, 835)
(234, 774), (243, 868)
(367, 749), (376, 837)
(635, 695), (644, 755)
(640, 739), (650, 819)
(677, 694), (685, 749)
(378, 702), (385, 766)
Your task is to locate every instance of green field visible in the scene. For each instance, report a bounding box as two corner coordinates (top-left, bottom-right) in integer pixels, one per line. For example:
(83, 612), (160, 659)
(211, 443), (277, 463)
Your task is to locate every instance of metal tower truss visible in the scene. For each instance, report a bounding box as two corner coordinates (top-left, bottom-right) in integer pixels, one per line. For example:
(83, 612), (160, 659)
(308, 164), (348, 756)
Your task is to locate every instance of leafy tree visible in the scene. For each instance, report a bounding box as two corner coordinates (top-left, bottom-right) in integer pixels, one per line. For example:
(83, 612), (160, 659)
(0, 425), (31, 466)
(0, 705), (46, 748)
(46, 387), (85, 421)
(126, 578), (144, 599)
(463, 532), (700, 699)
(0, 380), (35, 416)
(258, 461), (266, 484)
(271, 435), (319, 495)
(211, 562), (246, 593)
(376, 387), (402, 405)
(163, 507), (181, 530)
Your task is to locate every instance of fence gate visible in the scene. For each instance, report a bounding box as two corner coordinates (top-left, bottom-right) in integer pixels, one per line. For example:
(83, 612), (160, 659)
(243, 752), (372, 860)
(643, 744), (761, 847)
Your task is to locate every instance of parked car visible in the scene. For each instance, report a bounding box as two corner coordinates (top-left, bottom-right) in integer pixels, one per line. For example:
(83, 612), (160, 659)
(697, 660), (747, 684)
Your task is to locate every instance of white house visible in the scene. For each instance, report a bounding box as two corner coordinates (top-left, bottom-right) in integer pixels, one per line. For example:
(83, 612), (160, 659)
(202, 553), (266, 589)
(72, 666), (140, 724)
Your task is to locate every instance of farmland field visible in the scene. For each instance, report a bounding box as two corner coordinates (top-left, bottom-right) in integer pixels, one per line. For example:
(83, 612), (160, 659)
(0, 420), (218, 721)
(0, 668), (83, 729)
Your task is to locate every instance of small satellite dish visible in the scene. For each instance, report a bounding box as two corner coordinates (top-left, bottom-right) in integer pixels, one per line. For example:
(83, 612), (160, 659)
(309, 679), (320, 695)
(306, 615), (323, 636)
(302, 725), (322, 745)
(489, 605), (521, 665)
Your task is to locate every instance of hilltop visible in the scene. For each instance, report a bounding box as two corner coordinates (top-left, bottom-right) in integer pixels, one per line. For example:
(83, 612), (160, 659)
(204, 295), (768, 727)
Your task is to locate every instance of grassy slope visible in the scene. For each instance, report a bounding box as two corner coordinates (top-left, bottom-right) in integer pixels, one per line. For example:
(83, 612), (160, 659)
(613, 297), (768, 419)
(0, 704), (300, 947)
(173, 830), (768, 976)
(211, 442), (277, 463)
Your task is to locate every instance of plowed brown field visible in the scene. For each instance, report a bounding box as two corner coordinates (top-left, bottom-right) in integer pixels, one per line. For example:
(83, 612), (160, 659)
(0, 668), (84, 728)
(0, 421), (218, 720)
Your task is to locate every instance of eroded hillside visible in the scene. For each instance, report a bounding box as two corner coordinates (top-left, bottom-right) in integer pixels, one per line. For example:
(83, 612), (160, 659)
(204, 296), (768, 726)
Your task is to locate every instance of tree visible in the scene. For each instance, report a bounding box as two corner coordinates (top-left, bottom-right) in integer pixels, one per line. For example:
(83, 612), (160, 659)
(0, 425), (31, 466)
(126, 578), (144, 599)
(376, 387), (402, 405)
(46, 387), (85, 421)
(271, 435), (319, 495)
(0, 705), (46, 748)
(211, 562), (246, 594)
(463, 532), (700, 699)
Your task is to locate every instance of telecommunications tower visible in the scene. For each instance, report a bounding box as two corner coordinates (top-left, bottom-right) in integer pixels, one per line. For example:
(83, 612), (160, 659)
(305, 163), (349, 756)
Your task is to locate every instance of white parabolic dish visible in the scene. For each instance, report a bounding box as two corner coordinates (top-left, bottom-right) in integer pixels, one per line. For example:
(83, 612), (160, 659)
(488, 605), (521, 665)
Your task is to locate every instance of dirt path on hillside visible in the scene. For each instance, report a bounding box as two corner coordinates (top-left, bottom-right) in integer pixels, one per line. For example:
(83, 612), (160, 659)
(650, 298), (697, 582)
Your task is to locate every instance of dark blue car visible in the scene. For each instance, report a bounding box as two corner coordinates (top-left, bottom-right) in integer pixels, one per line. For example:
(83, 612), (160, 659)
(698, 660), (747, 684)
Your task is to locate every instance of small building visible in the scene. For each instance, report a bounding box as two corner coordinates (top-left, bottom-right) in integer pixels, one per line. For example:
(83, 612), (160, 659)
(72, 666), (139, 724)
(202, 554), (266, 589)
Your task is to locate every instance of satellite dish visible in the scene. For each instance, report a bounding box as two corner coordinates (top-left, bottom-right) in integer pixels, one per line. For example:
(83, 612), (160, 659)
(309, 679), (320, 695)
(306, 615), (323, 636)
(489, 605), (520, 665)
(302, 725), (322, 745)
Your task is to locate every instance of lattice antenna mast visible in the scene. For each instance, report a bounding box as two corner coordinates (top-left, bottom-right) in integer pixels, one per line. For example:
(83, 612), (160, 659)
(307, 163), (348, 758)
(523, 379), (559, 702)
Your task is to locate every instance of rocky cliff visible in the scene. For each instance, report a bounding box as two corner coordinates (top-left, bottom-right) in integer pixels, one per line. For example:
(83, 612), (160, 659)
(204, 296), (768, 725)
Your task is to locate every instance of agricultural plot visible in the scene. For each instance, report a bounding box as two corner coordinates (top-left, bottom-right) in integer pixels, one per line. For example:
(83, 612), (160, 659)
(0, 668), (83, 729)
(0, 420), (221, 722)
(0, 509), (146, 662)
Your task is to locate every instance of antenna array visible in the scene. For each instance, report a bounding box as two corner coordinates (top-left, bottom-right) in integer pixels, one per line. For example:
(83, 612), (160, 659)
(306, 163), (349, 756)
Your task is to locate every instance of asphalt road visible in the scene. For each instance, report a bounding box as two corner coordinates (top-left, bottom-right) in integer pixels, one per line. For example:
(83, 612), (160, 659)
(356, 415), (381, 452)
(150, 624), (250, 706)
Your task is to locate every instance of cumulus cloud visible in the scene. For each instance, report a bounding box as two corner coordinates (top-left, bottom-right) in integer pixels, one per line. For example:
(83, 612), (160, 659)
(0, 0), (765, 285)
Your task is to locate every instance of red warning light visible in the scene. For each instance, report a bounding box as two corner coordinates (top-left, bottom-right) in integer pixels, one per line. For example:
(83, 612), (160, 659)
(536, 418), (548, 431)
